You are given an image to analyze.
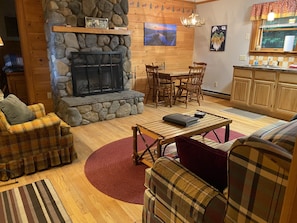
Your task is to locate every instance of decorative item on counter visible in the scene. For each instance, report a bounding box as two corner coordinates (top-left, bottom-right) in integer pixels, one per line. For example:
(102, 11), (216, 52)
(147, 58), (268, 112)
(254, 58), (258, 65)
(255, 45), (261, 51)
(283, 35), (295, 52)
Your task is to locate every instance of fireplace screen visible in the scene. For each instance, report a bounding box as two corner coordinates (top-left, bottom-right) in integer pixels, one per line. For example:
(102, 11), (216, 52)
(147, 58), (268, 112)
(71, 51), (124, 96)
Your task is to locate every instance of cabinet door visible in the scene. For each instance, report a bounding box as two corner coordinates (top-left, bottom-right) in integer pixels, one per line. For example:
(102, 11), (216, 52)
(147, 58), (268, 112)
(275, 83), (297, 114)
(250, 80), (275, 111)
(230, 77), (252, 105)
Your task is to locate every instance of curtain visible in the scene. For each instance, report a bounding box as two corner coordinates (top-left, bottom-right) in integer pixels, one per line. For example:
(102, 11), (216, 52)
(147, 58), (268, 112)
(250, 0), (297, 21)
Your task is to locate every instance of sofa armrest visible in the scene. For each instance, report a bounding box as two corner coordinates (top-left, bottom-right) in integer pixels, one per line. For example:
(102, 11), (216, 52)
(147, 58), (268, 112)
(149, 157), (226, 223)
(0, 111), (11, 133)
(4, 113), (61, 135)
(58, 115), (71, 136)
(28, 103), (46, 118)
(225, 136), (291, 222)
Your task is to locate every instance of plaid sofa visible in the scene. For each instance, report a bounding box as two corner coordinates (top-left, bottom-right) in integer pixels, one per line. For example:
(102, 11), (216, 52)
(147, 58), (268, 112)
(143, 120), (296, 223)
(0, 103), (77, 180)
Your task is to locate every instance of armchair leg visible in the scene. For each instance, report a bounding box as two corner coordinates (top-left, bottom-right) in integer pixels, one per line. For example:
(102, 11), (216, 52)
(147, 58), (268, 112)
(0, 169), (18, 186)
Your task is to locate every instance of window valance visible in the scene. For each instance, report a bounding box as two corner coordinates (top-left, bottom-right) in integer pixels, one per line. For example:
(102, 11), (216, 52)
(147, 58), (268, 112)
(250, 0), (297, 21)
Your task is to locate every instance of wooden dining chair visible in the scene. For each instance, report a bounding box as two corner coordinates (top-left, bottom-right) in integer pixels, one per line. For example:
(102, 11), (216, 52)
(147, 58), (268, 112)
(145, 64), (155, 104)
(174, 65), (206, 108)
(145, 65), (172, 107)
(193, 62), (207, 100)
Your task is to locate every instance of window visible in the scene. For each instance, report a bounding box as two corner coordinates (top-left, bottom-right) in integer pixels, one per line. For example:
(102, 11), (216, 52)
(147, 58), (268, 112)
(253, 16), (297, 52)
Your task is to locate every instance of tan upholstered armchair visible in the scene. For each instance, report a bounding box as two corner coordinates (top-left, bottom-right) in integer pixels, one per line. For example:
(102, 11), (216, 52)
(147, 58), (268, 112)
(0, 103), (77, 181)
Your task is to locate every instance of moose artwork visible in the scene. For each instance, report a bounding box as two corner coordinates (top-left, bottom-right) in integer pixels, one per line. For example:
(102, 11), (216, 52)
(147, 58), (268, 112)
(210, 25), (227, 51)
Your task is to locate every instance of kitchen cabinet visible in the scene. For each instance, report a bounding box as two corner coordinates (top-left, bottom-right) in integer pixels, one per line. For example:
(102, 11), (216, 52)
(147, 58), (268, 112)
(230, 69), (252, 106)
(250, 70), (276, 111)
(275, 72), (297, 117)
(231, 66), (297, 120)
(6, 71), (28, 104)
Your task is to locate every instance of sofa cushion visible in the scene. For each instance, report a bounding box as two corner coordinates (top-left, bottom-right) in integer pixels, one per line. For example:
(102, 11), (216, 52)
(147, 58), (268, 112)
(252, 120), (297, 154)
(251, 120), (287, 138)
(175, 136), (227, 192)
(0, 94), (35, 125)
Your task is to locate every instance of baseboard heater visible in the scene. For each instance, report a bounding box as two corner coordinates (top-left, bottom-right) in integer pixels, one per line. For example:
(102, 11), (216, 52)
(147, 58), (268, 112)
(202, 89), (231, 100)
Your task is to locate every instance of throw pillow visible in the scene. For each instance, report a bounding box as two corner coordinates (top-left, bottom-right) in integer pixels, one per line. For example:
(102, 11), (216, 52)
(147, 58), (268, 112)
(0, 94), (35, 125)
(175, 136), (227, 192)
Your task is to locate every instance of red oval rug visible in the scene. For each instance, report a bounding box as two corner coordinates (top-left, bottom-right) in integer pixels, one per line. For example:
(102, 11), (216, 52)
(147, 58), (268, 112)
(84, 128), (245, 205)
(84, 135), (153, 205)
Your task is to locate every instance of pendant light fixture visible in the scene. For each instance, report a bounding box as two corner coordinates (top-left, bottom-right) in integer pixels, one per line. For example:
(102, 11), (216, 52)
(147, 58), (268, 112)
(267, 10), (275, 21)
(180, 12), (205, 28)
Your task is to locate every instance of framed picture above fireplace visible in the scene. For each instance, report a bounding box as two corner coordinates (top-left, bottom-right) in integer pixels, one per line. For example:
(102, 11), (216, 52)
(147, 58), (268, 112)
(85, 17), (109, 29)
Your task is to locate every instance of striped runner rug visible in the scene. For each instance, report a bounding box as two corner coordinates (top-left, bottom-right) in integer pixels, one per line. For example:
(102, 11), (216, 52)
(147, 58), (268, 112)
(0, 179), (71, 223)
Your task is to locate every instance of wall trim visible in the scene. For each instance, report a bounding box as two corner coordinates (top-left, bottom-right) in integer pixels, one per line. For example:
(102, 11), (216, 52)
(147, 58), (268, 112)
(202, 89), (230, 100)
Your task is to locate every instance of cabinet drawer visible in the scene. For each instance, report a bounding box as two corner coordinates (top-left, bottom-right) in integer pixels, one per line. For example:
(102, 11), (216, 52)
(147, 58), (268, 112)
(233, 69), (252, 78)
(279, 72), (297, 84)
(254, 71), (276, 81)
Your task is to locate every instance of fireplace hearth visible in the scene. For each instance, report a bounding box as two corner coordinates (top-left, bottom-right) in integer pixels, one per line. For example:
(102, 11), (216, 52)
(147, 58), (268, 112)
(71, 51), (124, 96)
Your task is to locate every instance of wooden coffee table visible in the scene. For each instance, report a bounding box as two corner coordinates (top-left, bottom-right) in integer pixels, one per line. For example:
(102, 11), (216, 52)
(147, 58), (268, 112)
(132, 110), (232, 167)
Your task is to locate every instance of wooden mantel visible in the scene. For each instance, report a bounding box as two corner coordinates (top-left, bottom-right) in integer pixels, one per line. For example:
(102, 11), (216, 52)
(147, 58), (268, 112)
(52, 26), (131, 35)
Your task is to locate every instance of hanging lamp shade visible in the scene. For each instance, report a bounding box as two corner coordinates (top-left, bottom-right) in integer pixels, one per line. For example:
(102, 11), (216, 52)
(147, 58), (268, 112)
(267, 11), (275, 21)
(180, 12), (205, 28)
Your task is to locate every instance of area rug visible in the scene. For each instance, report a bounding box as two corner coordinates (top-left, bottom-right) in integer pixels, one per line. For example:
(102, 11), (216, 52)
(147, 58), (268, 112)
(84, 128), (245, 205)
(0, 179), (71, 223)
(223, 108), (264, 119)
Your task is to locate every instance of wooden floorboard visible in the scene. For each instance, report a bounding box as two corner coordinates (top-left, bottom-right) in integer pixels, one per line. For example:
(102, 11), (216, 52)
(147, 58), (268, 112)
(0, 96), (281, 223)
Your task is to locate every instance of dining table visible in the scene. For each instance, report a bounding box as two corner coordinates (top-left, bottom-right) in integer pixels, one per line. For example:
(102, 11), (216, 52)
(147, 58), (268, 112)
(158, 69), (190, 106)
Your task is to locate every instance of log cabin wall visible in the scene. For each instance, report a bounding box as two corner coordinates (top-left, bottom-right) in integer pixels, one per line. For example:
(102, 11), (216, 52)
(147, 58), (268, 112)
(128, 0), (196, 93)
(15, 0), (53, 112)
(14, 0), (195, 112)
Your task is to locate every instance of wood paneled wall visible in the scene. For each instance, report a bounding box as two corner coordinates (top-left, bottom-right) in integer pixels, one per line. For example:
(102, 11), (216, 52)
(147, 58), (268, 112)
(128, 0), (196, 92)
(14, 0), (195, 111)
(15, 0), (53, 112)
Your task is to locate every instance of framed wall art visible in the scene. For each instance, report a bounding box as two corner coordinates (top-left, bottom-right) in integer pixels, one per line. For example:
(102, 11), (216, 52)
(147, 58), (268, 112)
(210, 25), (227, 51)
(85, 17), (109, 29)
(144, 23), (176, 46)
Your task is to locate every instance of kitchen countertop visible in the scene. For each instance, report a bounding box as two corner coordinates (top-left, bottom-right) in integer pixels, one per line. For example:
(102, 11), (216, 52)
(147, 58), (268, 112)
(234, 65), (297, 73)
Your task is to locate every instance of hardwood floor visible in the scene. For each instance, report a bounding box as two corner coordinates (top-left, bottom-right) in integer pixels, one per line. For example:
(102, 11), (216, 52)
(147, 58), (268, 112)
(0, 96), (280, 223)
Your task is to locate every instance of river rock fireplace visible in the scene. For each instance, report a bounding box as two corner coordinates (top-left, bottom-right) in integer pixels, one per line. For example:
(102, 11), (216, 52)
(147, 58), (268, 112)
(42, 0), (144, 127)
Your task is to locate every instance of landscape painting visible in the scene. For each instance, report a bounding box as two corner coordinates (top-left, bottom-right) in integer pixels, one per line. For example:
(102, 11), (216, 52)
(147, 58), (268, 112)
(144, 23), (176, 46)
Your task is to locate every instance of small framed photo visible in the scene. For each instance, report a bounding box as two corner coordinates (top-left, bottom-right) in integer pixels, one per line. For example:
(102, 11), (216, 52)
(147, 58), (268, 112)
(85, 17), (109, 29)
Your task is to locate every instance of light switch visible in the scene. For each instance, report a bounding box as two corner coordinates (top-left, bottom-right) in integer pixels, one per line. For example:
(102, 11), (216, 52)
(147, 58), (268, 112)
(239, 55), (246, 61)
(245, 33), (250, 40)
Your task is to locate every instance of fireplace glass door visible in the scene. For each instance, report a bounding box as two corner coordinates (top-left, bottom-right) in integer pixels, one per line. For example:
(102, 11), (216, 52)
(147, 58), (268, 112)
(71, 51), (124, 96)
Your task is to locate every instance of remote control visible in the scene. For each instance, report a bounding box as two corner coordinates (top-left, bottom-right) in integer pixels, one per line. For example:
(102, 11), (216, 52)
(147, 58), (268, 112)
(194, 111), (206, 118)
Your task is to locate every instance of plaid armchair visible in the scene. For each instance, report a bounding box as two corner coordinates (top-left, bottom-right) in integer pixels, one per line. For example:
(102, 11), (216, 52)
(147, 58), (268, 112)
(143, 136), (292, 223)
(0, 103), (77, 181)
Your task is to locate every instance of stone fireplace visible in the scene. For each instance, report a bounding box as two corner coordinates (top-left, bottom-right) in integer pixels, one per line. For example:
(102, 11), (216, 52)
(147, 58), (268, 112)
(42, 0), (144, 126)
